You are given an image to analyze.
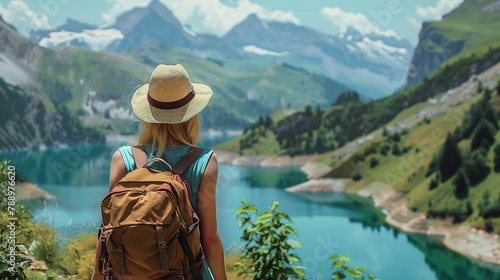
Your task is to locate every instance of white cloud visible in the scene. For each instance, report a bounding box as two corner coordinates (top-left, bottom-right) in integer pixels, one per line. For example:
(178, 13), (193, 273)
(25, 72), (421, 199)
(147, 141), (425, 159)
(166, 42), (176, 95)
(164, 0), (301, 35)
(0, 0), (51, 36)
(243, 45), (289, 57)
(102, 0), (301, 36)
(102, 0), (150, 25)
(353, 37), (407, 61)
(321, 7), (398, 39)
(39, 29), (124, 51)
(416, 0), (463, 20)
(408, 17), (421, 28)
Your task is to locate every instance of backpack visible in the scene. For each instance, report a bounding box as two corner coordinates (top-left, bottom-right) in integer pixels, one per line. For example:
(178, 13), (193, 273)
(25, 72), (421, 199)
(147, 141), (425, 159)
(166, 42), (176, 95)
(93, 146), (205, 280)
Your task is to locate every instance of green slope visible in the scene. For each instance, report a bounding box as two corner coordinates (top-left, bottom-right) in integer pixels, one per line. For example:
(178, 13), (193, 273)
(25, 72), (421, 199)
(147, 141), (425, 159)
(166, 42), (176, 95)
(427, 0), (500, 50)
(329, 89), (500, 233)
(128, 40), (349, 129)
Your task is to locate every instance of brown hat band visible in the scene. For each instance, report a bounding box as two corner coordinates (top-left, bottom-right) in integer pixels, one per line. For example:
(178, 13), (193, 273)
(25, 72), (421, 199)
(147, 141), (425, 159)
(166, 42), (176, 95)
(147, 89), (195, 109)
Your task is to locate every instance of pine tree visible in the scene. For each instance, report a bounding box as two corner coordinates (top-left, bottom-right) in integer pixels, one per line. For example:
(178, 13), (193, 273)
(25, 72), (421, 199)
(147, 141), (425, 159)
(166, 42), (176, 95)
(264, 116), (273, 129)
(494, 144), (500, 173)
(463, 148), (490, 186)
(392, 132), (401, 142)
(453, 169), (469, 199)
(439, 133), (462, 182)
(315, 134), (326, 153)
(305, 104), (313, 117)
(471, 119), (497, 151)
(477, 80), (483, 94)
(392, 144), (400, 156)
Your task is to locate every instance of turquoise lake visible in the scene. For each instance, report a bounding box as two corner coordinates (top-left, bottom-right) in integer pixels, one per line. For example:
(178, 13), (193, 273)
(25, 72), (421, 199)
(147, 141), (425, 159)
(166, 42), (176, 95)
(2, 135), (499, 280)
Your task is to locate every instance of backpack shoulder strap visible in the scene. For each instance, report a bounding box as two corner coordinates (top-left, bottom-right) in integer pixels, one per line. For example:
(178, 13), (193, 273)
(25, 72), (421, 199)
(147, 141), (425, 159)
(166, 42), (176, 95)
(132, 145), (148, 168)
(118, 146), (136, 173)
(171, 146), (204, 175)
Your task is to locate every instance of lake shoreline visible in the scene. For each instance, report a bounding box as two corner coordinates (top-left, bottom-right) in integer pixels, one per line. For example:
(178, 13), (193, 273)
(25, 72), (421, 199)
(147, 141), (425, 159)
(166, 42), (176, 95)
(215, 150), (500, 267)
(286, 177), (500, 267)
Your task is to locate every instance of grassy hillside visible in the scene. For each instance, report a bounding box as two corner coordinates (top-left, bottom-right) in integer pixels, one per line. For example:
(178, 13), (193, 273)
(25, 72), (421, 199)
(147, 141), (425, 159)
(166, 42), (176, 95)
(426, 0), (500, 51)
(327, 87), (500, 233)
(224, 39), (500, 157)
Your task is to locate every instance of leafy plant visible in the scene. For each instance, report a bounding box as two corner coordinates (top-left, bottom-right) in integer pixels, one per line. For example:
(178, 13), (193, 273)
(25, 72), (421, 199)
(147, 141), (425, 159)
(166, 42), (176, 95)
(326, 253), (380, 280)
(233, 199), (306, 280)
(63, 234), (98, 278)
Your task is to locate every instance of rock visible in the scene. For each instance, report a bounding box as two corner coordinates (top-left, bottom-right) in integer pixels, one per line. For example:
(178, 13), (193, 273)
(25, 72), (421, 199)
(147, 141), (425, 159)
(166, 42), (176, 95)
(28, 260), (48, 271)
(286, 178), (344, 192)
(406, 22), (465, 86)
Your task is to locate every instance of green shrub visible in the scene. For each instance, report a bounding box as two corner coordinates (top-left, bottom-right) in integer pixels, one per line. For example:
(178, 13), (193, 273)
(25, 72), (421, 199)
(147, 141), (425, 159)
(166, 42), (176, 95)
(392, 144), (401, 156)
(462, 148), (490, 186)
(370, 157), (379, 168)
(326, 254), (380, 280)
(63, 234), (97, 278)
(379, 144), (390, 156)
(233, 199), (305, 280)
(470, 119), (497, 151)
(30, 225), (64, 271)
(352, 170), (363, 181)
(391, 132), (401, 142)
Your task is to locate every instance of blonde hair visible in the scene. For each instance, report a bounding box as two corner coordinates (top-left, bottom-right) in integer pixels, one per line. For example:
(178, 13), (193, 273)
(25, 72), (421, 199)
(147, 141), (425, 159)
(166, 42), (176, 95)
(137, 114), (200, 157)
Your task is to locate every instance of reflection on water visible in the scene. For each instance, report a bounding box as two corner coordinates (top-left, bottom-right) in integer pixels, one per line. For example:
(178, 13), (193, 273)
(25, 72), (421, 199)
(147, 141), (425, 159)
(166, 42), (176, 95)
(1, 137), (499, 280)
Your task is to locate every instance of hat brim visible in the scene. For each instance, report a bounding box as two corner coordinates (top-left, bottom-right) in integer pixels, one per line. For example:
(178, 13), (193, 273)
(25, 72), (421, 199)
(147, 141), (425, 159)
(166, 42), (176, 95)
(131, 83), (213, 123)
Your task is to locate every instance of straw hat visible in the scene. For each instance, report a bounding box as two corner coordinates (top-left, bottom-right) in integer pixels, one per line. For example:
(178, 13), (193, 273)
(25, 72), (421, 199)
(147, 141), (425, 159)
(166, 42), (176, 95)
(131, 64), (213, 123)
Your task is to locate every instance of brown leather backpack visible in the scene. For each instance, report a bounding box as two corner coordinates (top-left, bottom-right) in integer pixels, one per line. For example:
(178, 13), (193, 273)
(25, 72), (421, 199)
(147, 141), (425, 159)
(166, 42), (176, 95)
(93, 146), (204, 280)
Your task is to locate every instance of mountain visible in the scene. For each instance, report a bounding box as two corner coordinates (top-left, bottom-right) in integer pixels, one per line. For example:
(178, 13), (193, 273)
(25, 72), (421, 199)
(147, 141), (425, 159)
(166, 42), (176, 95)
(28, 1), (413, 99)
(223, 14), (414, 98)
(0, 78), (104, 151)
(1, 9), (351, 149)
(30, 18), (97, 42)
(0, 14), (49, 87)
(406, 0), (500, 86)
(128, 40), (350, 128)
(0, 14), (104, 150)
(28, 0), (243, 58)
(106, 0), (192, 52)
(222, 34), (500, 156)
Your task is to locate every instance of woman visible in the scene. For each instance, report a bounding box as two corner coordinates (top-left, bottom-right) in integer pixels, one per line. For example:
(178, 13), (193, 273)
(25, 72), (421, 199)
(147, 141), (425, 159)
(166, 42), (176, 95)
(108, 64), (227, 279)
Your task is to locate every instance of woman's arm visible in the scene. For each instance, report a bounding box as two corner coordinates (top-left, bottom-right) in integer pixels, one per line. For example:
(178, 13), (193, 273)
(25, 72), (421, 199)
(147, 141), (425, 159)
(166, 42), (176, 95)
(109, 150), (127, 192)
(198, 153), (228, 280)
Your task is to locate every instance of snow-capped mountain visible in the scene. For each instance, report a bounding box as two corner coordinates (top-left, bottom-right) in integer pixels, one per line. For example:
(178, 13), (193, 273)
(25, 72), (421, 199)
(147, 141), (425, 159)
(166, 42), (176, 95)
(224, 15), (414, 98)
(29, 1), (413, 98)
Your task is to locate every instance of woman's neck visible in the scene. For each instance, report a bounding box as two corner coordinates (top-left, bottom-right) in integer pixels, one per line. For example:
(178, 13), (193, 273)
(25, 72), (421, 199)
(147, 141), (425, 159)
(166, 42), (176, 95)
(168, 139), (186, 147)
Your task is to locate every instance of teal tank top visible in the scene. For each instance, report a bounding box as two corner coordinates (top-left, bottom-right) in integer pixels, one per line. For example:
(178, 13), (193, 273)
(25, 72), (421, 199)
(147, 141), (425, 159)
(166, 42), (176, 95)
(117, 144), (215, 280)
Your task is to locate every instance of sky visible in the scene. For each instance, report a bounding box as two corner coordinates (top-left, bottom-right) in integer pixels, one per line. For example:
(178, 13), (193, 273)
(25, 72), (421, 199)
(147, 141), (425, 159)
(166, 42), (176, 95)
(0, 0), (464, 45)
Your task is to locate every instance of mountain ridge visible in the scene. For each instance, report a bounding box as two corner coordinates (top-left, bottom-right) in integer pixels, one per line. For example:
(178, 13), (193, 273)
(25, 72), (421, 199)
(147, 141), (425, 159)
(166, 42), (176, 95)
(406, 0), (500, 86)
(27, 2), (412, 99)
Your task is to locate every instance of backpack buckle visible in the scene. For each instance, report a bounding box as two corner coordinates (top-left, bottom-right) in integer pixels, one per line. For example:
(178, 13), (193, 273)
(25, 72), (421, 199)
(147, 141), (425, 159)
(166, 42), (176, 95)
(158, 240), (167, 251)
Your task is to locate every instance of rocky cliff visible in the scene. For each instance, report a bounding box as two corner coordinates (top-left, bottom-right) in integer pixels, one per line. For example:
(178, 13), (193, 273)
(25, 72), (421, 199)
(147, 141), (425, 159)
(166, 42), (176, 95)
(0, 78), (104, 151)
(406, 0), (500, 86)
(406, 22), (465, 86)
